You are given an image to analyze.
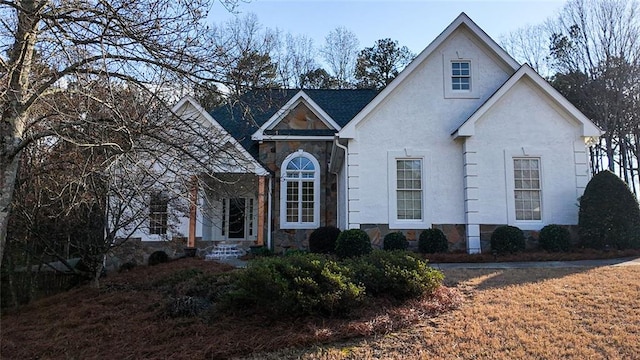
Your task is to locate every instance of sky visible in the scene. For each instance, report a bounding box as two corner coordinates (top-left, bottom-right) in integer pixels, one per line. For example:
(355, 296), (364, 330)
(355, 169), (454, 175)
(207, 0), (567, 55)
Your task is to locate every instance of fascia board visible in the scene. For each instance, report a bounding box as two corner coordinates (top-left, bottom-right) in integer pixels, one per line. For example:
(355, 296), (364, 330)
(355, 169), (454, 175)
(173, 96), (269, 176)
(339, 12), (520, 139)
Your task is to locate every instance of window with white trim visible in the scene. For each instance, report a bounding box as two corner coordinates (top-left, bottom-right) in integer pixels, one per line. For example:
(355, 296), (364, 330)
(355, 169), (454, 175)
(149, 192), (168, 235)
(451, 61), (471, 90)
(280, 151), (320, 229)
(388, 150), (430, 229)
(513, 158), (542, 221)
(396, 159), (423, 220)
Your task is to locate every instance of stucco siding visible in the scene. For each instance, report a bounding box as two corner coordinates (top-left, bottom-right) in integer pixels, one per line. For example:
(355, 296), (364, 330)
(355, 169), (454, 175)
(470, 78), (586, 227)
(347, 27), (513, 227)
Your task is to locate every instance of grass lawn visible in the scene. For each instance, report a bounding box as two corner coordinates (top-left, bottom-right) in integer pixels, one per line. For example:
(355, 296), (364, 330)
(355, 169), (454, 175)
(1, 258), (638, 359)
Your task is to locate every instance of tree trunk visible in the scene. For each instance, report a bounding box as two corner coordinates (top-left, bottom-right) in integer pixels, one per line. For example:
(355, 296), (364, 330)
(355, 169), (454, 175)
(0, 153), (21, 268)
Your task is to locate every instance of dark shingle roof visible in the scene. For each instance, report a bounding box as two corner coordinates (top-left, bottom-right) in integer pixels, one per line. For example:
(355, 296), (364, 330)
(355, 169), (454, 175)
(209, 89), (378, 158)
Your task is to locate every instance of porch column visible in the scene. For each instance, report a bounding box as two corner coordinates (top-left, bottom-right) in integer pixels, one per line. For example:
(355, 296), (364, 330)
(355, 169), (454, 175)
(188, 176), (198, 248)
(257, 176), (266, 246)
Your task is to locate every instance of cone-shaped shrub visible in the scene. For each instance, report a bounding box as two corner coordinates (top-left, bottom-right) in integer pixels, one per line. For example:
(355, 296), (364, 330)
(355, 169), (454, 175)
(579, 170), (640, 249)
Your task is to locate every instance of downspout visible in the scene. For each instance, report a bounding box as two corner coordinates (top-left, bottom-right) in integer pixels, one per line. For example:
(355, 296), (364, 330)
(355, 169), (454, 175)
(267, 175), (273, 250)
(334, 137), (349, 229)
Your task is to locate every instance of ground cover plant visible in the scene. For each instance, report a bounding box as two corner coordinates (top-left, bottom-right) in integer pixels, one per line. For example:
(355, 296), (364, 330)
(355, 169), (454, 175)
(0, 257), (459, 359)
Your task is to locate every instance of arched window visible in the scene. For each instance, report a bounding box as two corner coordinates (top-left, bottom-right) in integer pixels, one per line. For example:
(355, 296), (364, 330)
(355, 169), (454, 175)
(280, 151), (320, 229)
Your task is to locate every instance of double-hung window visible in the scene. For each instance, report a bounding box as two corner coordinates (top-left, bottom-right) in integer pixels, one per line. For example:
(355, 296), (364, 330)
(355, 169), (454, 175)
(396, 159), (423, 220)
(388, 150), (430, 229)
(451, 61), (471, 90)
(149, 192), (168, 235)
(513, 158), (542, 221)
(280, 151), (320, 229)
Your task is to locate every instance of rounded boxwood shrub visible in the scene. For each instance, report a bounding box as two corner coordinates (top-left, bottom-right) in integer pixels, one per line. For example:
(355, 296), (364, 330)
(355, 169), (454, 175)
(579, 170), (640, 250)
(222, 253), (364, 317)
(490, 225), (525, 254)
(308, 226), (341, 254)
(539, 224), (571, 252)
(348, 250), (443, 300)
(335, 229), (372, 259)
(418, 228), (448, 254)
(383, 232), (408, 251)
(148, 250), (169, 266)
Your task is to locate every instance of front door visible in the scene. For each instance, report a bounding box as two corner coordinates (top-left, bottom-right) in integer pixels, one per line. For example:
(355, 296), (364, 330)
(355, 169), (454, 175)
(221, 197), (255, 240)
(228, 198), (245, 239)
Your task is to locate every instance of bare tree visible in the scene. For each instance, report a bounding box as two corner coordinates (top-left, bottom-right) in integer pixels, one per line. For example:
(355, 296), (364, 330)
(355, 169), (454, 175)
(0, 0), (245, 267)
(273, 33), (317, 88)
(321, 27), (359, 88)
(547, 0), (640, 192)
(500, 23), (553, 76)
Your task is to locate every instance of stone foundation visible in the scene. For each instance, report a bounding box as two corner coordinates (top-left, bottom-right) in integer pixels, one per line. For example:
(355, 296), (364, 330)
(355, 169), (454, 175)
(359, 224), (468, 253)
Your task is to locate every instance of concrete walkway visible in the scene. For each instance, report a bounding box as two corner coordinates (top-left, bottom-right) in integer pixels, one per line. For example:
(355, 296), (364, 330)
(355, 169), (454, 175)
(213, 256), (640, 270)
(430, 256), (640, 270)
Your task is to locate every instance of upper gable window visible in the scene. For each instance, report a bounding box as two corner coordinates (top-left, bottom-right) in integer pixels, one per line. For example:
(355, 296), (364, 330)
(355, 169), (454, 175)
(443, 54), (479, 99)
(451, 61), (471, 90)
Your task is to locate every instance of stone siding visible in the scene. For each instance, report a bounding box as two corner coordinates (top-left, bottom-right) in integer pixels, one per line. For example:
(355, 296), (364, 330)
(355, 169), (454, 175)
(360, 224), (468, 253)
(260, 140), (337, 252)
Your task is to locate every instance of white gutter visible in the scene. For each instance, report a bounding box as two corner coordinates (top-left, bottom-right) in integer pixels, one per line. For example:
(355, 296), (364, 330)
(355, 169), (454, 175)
(267, 176), (273, 250)
(333, 137), (349, 229)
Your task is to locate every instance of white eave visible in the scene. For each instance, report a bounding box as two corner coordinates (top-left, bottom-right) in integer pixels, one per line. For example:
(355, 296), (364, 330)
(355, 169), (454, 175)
(452, 64), (603, 139)
(171, 96), (269, 176)
(339, 12), (520, 139)
(251, 90), (341, 141)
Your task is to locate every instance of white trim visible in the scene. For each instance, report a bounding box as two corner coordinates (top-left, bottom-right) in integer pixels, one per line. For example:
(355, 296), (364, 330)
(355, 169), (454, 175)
(443, 56), (480, 99)
(387, 150), (432, 229)
(252, 91), (340, 141)
(171, 96), (269, 176)
(257, 135), (336, 141)
(453, 65), (603, 138)
(339, 12), (519, 139)
(279, 150), (321, 229)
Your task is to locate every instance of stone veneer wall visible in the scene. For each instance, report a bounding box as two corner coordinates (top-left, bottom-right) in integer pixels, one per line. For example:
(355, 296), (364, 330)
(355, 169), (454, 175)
(260, 140), (337, 252)
(360, 224), (468, 253)
(480, 224), (581, 252)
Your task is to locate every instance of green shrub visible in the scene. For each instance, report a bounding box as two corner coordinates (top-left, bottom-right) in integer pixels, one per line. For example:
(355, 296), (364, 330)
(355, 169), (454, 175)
(335, 229), (372, 259)
(308, 226), (341, 254)
(539, 224), (571, 252)
(348, 250), (443, 300)
(148, 250), (169, 266)
(251, 246), (273, 257)
(383, 232), (409, 251)
(418, 228), (449, 254)
(490, 225), (525, 254)
(579, 170), (640, 250)
(222, 253), (364, 317)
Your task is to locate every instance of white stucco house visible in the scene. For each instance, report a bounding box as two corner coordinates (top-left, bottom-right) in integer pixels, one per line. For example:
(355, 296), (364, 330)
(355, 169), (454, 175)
(128, 13), (601, 254)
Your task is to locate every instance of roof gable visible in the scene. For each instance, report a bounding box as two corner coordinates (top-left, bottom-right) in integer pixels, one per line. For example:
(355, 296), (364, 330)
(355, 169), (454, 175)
(339, 12), (520, 139)
(171, 96), (269, 175)
(252, 90), (341, 140)
(208, 89), (377, 144)
(452, 64), (603, 138)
